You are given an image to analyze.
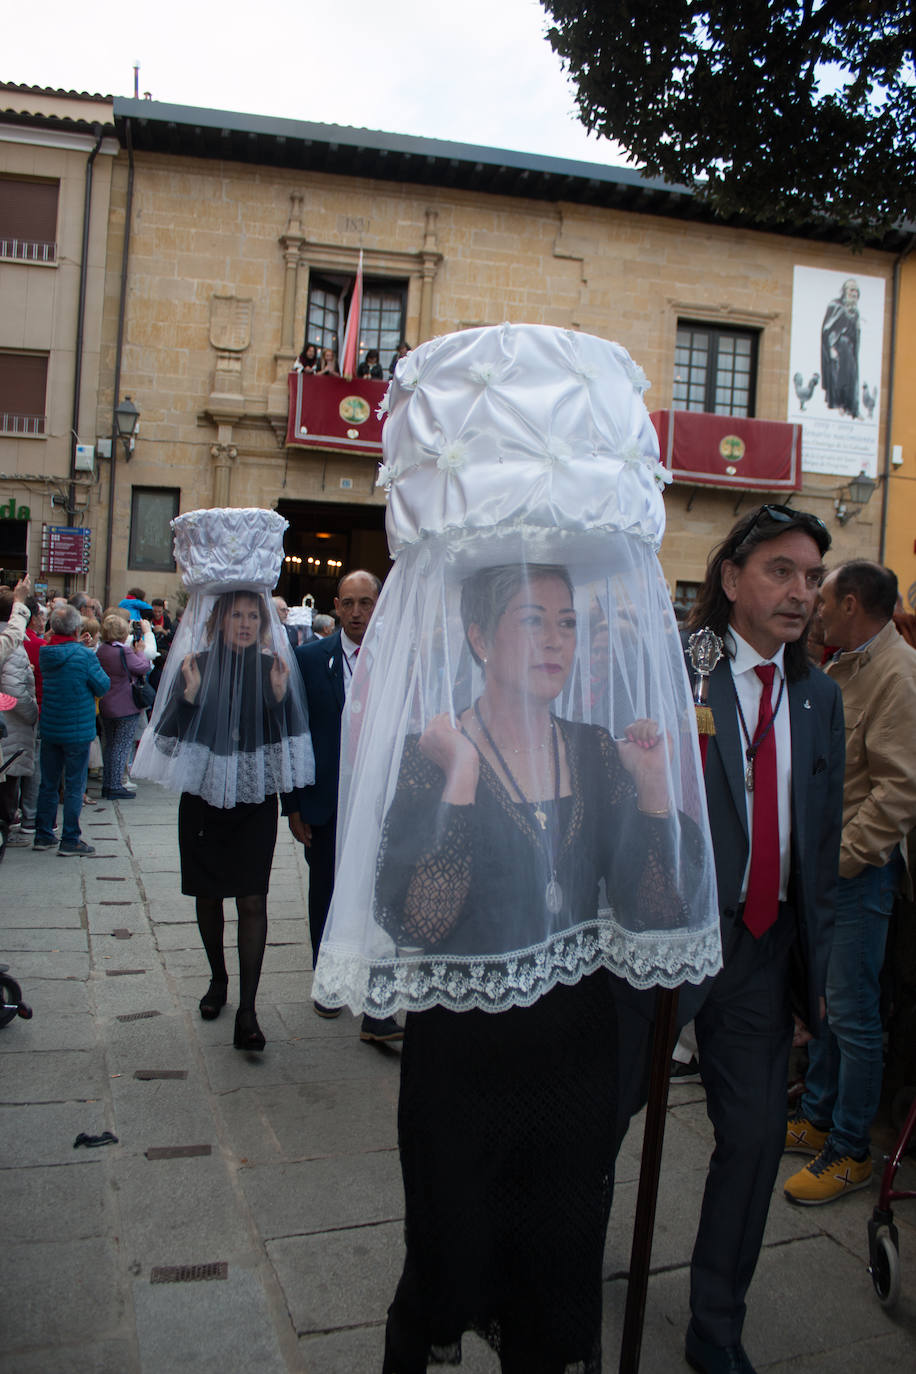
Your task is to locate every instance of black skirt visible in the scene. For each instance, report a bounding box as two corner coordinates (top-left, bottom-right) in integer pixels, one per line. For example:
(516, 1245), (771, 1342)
(178, 792), (278, 897)
(384, 970), (618, 1374)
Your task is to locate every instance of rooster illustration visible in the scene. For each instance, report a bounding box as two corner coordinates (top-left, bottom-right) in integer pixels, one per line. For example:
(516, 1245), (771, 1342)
(862, 383), (877, 419)
(793, 372), (819, 410)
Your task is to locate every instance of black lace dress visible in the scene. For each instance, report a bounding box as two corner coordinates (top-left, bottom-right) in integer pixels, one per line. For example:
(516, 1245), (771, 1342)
(379, 721), (690, 1374)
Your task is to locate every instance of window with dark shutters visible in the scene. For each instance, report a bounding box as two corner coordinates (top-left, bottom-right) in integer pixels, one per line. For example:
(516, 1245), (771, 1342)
(0, 177), (59, 262)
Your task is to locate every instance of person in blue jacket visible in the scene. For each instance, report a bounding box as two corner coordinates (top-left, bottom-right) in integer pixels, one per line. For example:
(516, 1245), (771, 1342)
(34, 603), (110, 857)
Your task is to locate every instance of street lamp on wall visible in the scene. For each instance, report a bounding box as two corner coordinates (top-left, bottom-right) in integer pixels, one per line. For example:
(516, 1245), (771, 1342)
(834, 470), (877, 526)
(114, 395), (140, 458)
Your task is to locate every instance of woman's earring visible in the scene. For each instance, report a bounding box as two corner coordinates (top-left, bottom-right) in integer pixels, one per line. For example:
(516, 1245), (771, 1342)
(481, 656), (488, 665)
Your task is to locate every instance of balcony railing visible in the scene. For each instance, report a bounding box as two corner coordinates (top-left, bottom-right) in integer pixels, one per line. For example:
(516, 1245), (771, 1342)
(0, 413), (46, 436)
(0, 239), (57, 263)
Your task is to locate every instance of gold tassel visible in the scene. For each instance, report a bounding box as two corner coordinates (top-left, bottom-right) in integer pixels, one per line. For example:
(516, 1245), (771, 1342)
(694, 705), (716, 736)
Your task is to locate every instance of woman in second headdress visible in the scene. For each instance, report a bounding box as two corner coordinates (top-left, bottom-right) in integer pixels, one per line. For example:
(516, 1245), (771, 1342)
(313, 325), (722, 1372)
(133, 508), (314, 1051)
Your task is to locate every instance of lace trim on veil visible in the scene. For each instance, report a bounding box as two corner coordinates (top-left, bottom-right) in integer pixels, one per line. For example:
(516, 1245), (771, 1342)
(313, 917), (722, 1016)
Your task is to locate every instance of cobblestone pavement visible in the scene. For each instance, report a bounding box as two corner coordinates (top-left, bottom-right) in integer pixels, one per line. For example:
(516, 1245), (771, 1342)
(1, 779), (914, 1371)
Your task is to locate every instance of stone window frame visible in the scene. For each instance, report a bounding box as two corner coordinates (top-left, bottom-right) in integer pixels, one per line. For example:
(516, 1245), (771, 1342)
(128, 486), (180, 573)
(663, 299), (778, 417)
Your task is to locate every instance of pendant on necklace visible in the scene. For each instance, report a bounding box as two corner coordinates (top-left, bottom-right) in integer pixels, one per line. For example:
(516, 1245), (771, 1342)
(745, 757), (755, 793)
(534, 806), (548, 830)
(545, 878), (563, 915)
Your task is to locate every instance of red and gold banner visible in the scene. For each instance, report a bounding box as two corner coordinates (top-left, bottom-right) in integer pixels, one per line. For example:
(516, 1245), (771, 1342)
(651, 410), (802, 492)
(286, 371), (387, 456)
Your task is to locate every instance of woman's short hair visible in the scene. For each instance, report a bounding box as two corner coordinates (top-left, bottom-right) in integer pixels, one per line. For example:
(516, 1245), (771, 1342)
(205, 591), (269, 645)
(80, 616), (101, 641)
(460, 564), (574, 666)
(101, 613), (129, 644)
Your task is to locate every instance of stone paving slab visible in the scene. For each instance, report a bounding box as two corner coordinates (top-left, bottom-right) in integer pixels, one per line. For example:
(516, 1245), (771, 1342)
(3, 1236), (125, 1349)
(0, 928), (89, 952)
(214, 1075), (400, 1165)
(13, 977), (92, 1019)
(268, 1219), (405, 1335)
(0, 1047), (109, 1104)
(0, 1099), (111, 1167)
(113, 1153), (253, 1266)
(1, 1009), (98, 1052)
(239, 1148), (403, 1239)
(8, 949), (91, 980)
(0, 1157), (111, 1240)
(7, 1338), (139, 1374)
(132, 1266), (287, 1374)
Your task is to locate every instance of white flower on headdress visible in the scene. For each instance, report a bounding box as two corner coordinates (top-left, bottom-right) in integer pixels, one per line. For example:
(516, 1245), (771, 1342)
(436, 439), (468, 473)
(376, 463), (398, 489)
(400, 368), (420, 391)
(376, 387), (392, 420)
(624, 358), (652, 394)
(542, 437), (572, 466)
(618, 437), (646, 468)
(468, 361), (499, 387)
(653, 463), (673, 488)
(573, 364), (599, 383)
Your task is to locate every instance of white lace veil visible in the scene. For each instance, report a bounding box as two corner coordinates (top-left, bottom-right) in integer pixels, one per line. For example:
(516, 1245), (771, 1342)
(313, 325), (721, 1015)
(132, 509), (314, 807)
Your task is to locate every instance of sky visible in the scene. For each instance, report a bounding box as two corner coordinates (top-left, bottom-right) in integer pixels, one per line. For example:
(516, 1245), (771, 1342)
(3, 0), (629, 169)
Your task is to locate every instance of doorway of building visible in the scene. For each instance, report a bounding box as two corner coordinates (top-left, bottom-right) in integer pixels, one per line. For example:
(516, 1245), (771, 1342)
(275, 499), (389, 614)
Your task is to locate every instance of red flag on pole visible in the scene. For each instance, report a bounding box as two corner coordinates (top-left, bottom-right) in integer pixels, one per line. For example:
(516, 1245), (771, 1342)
(340, 250), (364, 380)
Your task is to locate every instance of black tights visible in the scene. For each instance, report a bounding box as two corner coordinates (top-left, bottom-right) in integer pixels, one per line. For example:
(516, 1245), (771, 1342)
(195, 895), (267, 1011)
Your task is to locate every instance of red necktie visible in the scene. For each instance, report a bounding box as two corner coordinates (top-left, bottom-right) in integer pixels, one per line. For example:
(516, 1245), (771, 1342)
(743, 663), (780, 938)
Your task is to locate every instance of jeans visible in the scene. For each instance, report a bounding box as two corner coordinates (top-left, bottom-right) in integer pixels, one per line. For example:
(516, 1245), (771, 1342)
(801, 852), (903, 1158)
(35, 739), (91, 846)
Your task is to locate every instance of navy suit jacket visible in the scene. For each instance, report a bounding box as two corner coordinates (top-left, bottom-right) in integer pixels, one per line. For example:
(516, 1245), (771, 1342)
(697, 652), (845, 1028)
(281, 630), (344, 826)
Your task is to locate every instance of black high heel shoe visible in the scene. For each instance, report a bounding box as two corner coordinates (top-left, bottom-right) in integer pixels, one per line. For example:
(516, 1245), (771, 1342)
(199, 979), (228, 1020)
(234, 1008), (265, 1052)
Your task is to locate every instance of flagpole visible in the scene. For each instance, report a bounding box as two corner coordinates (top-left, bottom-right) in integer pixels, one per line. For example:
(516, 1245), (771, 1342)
(340, 250), (364, 380)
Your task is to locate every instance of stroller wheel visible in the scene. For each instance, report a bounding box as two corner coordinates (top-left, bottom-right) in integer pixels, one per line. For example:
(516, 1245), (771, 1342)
(0, 972), (22, 1029)
(870, 1229), (901, 1310)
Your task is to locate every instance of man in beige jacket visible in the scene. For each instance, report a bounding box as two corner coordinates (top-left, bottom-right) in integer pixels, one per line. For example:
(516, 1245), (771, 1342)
(785, 560), (916, 1204)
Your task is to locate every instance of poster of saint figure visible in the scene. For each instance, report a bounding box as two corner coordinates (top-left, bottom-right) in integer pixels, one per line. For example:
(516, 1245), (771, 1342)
(787, 265), (886, 478)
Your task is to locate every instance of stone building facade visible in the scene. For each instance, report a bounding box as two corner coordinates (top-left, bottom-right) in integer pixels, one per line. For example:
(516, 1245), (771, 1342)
(3, 90), (913, 609)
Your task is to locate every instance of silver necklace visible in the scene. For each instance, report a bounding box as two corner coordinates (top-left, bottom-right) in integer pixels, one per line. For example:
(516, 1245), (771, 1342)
(473, 701), (564, 915)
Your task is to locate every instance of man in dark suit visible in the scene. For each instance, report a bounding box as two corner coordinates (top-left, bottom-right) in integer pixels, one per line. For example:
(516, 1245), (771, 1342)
(679, 505), (844, 1374)
(282, 569), (402, 1043)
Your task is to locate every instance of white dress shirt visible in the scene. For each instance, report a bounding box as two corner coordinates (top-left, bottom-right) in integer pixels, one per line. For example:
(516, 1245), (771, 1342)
(727, 629), (792, 903)
(340, 630), (360, 698)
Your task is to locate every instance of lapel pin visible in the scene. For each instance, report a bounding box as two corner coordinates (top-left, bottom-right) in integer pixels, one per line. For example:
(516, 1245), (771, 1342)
(803, 698), (811, 710)
(328, 657), (334, 671)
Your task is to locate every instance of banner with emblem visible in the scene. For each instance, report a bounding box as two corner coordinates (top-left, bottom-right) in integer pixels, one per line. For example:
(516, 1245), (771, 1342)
(286, 370), (386, 455)
(651, 410), (802, 492)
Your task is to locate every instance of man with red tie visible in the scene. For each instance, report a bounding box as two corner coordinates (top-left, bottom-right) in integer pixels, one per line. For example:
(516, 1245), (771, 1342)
(680, 505), (844, 1374)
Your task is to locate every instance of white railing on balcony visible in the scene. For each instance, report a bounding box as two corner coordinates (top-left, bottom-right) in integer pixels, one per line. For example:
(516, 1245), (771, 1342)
(0, 413), (46, 435)
(0, 239), (57, 263)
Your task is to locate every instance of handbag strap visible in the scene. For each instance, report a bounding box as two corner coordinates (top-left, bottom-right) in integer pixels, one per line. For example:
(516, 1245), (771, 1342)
(117, 643), (140, 681)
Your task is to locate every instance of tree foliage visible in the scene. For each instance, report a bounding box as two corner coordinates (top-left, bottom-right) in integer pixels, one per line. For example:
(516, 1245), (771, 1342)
(542, 1), (916, 241)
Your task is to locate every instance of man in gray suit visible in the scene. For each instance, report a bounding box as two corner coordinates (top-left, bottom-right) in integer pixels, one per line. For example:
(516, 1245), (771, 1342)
(680, 505), (844, 1374)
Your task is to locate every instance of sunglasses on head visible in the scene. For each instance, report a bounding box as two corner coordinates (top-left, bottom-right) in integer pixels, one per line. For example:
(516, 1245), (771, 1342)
(739, 504), (828, 546)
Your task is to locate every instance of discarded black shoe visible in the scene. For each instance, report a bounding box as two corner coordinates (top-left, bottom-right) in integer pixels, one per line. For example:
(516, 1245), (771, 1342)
(233, 1008), (265, 1052)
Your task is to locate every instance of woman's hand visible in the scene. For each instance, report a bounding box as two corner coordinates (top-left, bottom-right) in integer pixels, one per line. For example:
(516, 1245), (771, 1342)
(269, 652), (289, 702)
(617, 718), (670, 815)
(419, 714), (479, 804)
(181, 653), (201, 704)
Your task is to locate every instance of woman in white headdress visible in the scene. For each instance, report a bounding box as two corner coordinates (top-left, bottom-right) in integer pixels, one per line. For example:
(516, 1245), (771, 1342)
(133, 508), (314, 1052)
(313, 325), (721, 1372)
